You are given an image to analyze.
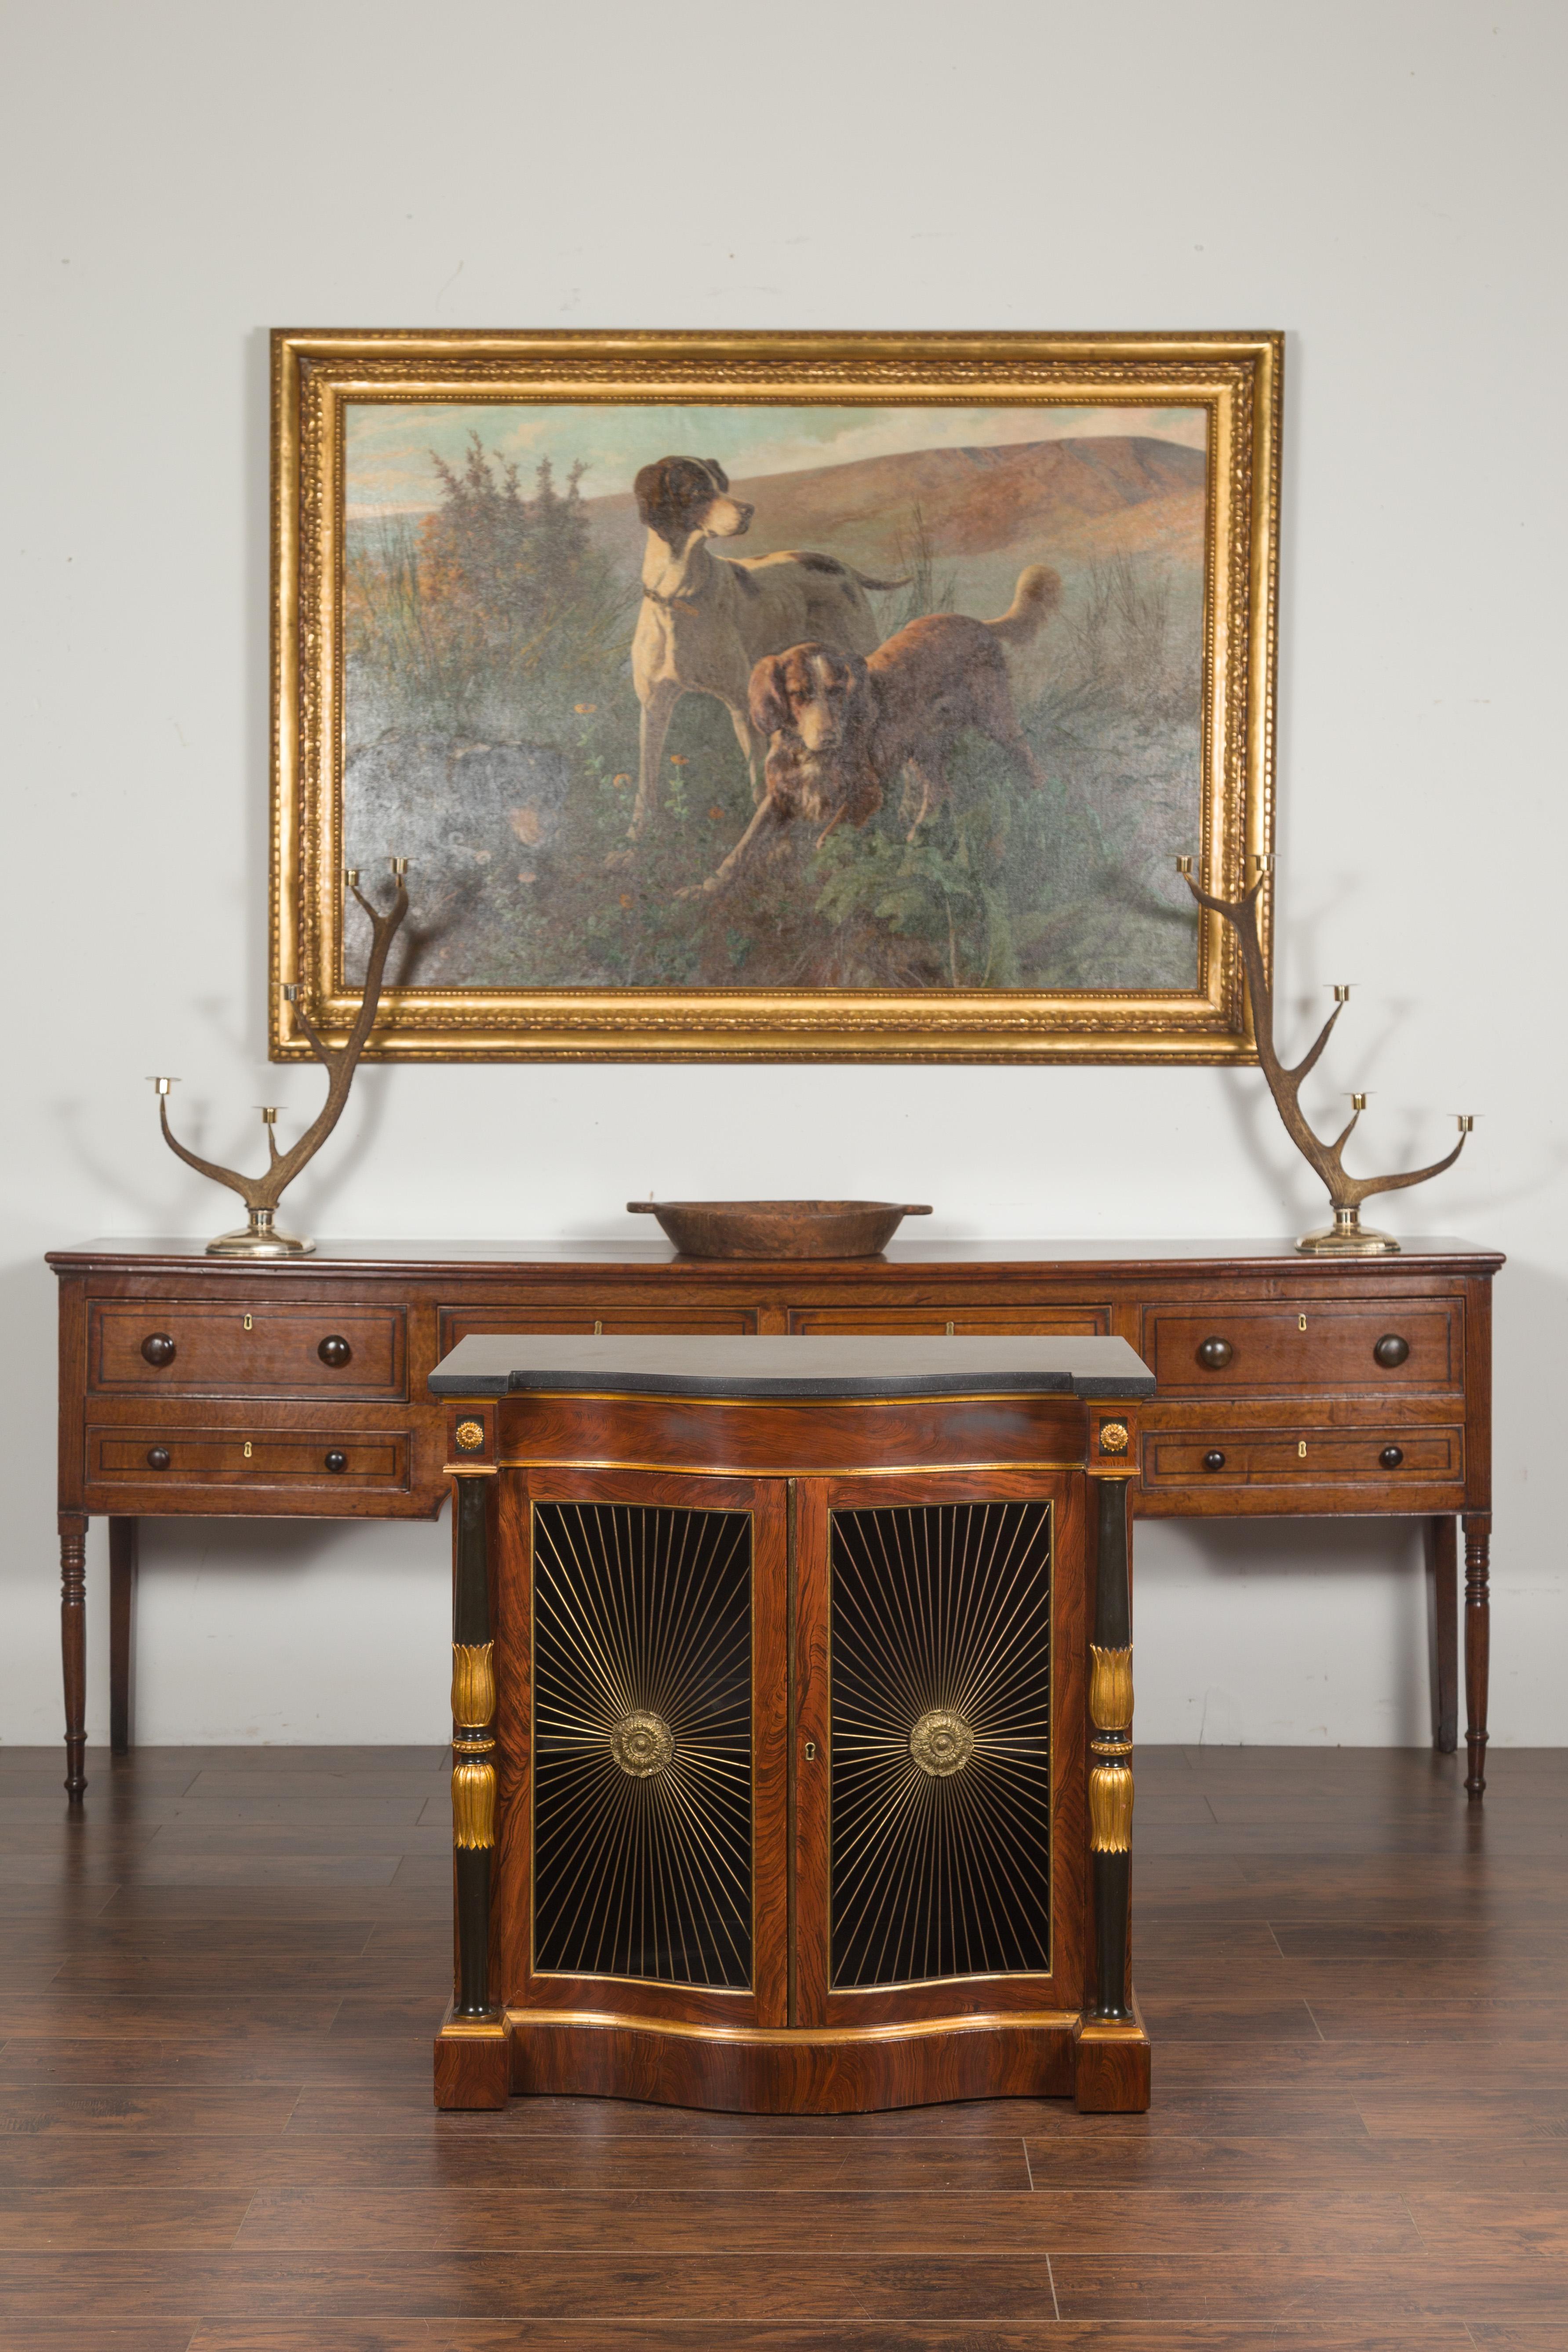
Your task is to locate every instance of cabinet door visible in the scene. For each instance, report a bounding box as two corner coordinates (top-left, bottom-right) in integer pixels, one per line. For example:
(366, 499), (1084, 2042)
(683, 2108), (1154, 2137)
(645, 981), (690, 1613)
(792, 1468), (1085, 2028)
(497, 1467), (789, 2031)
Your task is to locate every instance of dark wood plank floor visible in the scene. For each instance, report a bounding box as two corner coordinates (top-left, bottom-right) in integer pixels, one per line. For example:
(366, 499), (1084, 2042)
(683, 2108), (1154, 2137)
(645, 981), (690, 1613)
(1, 1743), (1565, 2350)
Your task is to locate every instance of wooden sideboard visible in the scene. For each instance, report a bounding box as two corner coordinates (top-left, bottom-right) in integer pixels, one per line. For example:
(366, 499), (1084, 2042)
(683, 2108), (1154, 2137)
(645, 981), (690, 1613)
(48, 1236), (1503, 1803)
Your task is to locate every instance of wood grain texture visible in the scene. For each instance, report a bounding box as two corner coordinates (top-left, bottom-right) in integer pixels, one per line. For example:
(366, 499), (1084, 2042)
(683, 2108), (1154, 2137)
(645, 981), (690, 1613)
(0, 1740), (1555, 2342)
(432, 2023), (509, 2112)
(494, 1386), (1090, 1477)
(507, 2014), (1077, 2113)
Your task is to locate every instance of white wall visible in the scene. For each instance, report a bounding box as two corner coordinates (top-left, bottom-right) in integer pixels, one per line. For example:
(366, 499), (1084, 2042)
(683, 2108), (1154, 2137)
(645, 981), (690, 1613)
(4, 0), (1564, 1751)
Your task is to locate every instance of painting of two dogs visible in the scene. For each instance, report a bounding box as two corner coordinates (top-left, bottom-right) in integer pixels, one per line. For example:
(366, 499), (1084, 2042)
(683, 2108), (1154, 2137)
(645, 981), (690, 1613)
(627, 453), (1060, 897)
(339, 389), (1212, 999)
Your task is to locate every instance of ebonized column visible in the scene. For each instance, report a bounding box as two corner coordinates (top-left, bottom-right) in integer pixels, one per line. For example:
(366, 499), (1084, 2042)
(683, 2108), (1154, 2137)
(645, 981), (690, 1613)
(451, 1471), (498, 2015)
(1088, 1472), (1134, 2020)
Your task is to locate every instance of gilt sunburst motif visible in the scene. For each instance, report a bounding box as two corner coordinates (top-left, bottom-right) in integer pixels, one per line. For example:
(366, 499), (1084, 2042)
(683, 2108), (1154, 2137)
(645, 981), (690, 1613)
(531, 1502), (752, 1990)
(830, 1499), (1053, 1989)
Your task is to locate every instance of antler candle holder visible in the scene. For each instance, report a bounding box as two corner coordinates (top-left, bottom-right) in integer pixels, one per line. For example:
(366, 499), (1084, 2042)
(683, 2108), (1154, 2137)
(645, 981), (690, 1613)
(1177, 854), (1473, 1256)
(151, 860), (410, 1258)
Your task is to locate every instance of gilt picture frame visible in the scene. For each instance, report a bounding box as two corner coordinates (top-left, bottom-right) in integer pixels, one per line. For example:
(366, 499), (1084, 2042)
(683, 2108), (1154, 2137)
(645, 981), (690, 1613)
(271, 328), (1280, 1062)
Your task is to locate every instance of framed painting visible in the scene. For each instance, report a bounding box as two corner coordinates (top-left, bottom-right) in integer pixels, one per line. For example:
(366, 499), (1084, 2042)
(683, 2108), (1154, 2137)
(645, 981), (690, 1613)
(271, 329), (1280, 1061)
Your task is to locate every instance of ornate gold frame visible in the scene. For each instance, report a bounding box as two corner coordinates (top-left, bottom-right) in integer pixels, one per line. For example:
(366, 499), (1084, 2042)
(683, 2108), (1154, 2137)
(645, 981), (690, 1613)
(271, 328), (1281, 1063)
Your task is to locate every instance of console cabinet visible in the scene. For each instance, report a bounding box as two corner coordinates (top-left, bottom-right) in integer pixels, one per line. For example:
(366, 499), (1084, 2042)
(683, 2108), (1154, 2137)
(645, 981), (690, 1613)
(426, 1334), (1155, 2115)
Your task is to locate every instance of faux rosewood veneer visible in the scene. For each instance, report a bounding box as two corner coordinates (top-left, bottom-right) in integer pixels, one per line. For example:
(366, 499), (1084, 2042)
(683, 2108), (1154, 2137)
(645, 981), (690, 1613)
(427, 1333), (1155, 2116)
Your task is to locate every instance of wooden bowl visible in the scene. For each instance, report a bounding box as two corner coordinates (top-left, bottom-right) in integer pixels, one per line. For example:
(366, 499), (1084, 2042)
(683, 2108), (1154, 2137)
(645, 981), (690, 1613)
(627, 1200), (934, 1260)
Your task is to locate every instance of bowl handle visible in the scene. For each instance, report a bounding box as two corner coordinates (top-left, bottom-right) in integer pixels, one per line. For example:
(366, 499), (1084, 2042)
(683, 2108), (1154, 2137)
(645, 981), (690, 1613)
(626, 1201), (659, 1214)
(902, 1204), (935, 1216)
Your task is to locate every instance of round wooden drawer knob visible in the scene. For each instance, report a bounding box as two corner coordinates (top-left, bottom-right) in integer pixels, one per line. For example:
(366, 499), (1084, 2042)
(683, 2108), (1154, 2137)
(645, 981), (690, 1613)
(1373, 1334), (1410, 1367)
(1202, 1449), (1226, 1471)
(1380, 1445), (1405, 1469)
(141, 1334), (177, 1367)
(318, 1335), (353, 1368)
(146, 1446), (171, 1471)
(324, 1450), (348, 1473)
(1196, 1337), (1233, 1370)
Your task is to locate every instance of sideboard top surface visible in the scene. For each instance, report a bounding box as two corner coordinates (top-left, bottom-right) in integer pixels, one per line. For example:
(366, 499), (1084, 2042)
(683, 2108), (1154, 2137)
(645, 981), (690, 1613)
(429, 1332), (1157, 1401)
(47, 1236), (1506, 1278)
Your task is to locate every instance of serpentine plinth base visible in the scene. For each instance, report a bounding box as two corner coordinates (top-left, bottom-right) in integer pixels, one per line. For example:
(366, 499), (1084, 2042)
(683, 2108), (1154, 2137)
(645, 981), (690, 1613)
(437, 2006), (1149, 2115)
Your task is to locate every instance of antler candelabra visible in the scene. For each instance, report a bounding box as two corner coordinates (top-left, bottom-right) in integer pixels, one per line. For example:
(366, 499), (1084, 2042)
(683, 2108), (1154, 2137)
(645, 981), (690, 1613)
(1178, 854), (1473, 1255)
(151, 860), (410, 1257)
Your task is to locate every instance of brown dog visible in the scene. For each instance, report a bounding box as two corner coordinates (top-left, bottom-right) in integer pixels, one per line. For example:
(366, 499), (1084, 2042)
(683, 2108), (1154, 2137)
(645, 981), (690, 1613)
(681, 566), (1060, 897)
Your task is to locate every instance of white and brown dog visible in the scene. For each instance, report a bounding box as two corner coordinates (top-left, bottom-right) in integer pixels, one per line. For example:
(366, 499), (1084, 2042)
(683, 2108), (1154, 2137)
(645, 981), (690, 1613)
(681, 566), (1061, 899)
(624, 455), (905, 845)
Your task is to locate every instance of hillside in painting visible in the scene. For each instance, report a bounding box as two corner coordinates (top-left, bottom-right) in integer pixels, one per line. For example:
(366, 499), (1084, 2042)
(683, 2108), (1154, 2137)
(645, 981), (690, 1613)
(584, 435), (1206, 601)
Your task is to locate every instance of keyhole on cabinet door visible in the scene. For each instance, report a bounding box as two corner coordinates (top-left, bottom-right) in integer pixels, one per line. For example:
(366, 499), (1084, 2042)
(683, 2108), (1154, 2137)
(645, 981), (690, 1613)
(244, 1442), (253, 1459)
(1299, 1314), (1307, 1332)
(1298, 1440), (1307, 1458)
(593, 1320), (603, 1334)
(244, 1314), (253, 1332)
(804, 1740), (817, 1761)
(945, 1321), (955, 1336)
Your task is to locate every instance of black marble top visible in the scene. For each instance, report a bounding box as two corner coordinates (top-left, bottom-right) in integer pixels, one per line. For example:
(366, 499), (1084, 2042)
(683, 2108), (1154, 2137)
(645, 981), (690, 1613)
(428, 1334), (1155, 1402)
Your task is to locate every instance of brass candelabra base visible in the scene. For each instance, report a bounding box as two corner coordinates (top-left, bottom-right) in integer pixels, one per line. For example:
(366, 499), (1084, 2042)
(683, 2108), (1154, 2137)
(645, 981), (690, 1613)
(206, 1207), (315, 1258)
(1296, 1207), (1401, 1257)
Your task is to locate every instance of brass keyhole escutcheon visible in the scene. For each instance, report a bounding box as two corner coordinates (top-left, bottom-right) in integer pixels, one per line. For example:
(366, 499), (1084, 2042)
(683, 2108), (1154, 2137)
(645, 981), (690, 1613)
(1299, 1314), (1307, 1332)
(945, 1321), (955, 1336)
(804, 1740), (817, 1761)
(593, 1319), (604, 1334)
(1298, 1439), (1307, 1458)
(610, 1710), (673, 1778)
(244, 1314), (253, 1332)
(910, 1708), (975, 1778)
(244, 1441), (253, 1459)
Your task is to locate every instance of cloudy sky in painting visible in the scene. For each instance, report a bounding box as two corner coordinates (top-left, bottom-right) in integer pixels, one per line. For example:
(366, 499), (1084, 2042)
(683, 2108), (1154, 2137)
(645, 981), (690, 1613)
(345, 400), (1208, 517)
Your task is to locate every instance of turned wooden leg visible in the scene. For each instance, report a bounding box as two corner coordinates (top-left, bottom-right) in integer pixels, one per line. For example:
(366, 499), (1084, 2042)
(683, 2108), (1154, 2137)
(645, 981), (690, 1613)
(60, 1515), (88, 1803)
(109, 1518), (138, 1756)
(1462, 1513), (1491, 1799)
(1426, 1515), (1459, 1755)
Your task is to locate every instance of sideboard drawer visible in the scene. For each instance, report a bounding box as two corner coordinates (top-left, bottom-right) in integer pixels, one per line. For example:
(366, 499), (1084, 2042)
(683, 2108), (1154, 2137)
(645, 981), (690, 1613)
(89, 1427), (411, 1493)
(1145, 1425), (1464, 1490)
(1143, 1301), (1460, 1394)
(788, 1305), (1110, 1337)
(440, 1307), (758, 1353)
(90, 1303), (406, 1399)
